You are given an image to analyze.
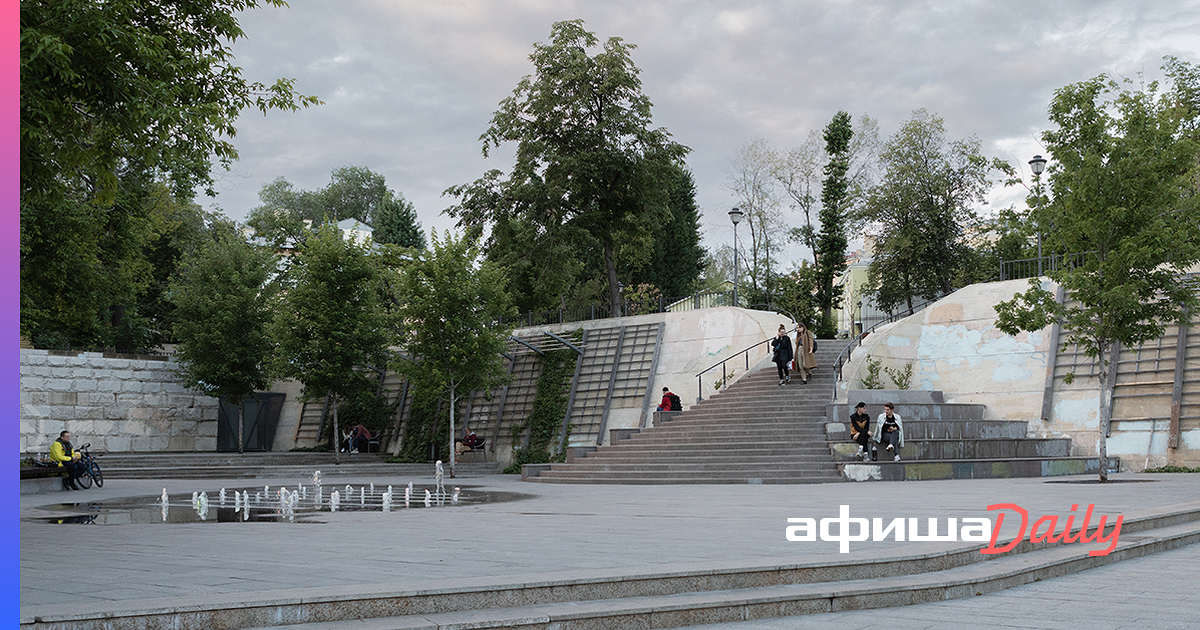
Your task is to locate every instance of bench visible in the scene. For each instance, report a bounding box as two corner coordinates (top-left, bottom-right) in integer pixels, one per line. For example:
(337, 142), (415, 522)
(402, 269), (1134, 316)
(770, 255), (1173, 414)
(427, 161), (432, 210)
(21, 463), (68, 495)
(457, 437), (487, 462)
(21, 465), (66, 480)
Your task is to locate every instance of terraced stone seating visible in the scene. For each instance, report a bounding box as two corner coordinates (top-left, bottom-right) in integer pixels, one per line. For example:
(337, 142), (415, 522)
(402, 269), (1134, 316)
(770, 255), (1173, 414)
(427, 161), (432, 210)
(825, 390), (1109, 481)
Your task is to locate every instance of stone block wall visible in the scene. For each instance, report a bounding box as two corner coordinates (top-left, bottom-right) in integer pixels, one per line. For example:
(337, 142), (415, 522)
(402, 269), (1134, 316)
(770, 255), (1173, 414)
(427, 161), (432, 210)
(20, 349), (219, 454)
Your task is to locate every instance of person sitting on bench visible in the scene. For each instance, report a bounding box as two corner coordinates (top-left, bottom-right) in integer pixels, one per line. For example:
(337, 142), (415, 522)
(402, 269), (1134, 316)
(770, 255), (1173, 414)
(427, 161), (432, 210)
(50, 430), (85, 490)
(455, 427), (482, 455)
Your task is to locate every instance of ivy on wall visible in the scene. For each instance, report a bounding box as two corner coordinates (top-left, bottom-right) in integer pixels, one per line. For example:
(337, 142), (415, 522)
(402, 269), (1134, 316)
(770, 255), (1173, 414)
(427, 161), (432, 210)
(504, 331), (582, 472)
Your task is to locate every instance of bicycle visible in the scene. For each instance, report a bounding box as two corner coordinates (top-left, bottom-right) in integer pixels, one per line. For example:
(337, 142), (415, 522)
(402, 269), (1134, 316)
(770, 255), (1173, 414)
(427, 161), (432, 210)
(73, 443), (103, 489)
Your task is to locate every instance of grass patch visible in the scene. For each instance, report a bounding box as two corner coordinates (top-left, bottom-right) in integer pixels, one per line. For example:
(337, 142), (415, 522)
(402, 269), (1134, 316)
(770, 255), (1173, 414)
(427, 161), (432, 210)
(1143, 465), (1200, 473)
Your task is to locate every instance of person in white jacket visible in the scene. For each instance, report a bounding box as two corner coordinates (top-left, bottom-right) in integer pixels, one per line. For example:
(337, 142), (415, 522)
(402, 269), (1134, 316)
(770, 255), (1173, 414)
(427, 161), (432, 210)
(877, 402), (904, 461)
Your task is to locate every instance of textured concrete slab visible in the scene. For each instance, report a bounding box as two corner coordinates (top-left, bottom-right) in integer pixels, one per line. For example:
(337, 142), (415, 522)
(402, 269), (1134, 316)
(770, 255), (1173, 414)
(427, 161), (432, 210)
(19, 471), (1200, 628)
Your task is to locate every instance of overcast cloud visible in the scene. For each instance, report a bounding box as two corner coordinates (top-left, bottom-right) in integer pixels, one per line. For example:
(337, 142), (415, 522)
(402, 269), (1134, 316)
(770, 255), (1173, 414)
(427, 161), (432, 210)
(206, 0), (1200, 262)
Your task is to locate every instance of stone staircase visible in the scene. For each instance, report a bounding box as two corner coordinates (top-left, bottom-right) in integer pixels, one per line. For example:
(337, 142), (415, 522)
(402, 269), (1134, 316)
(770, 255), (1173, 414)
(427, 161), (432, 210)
(526, 347), (846, 484)
(825, 391), (1108, 481)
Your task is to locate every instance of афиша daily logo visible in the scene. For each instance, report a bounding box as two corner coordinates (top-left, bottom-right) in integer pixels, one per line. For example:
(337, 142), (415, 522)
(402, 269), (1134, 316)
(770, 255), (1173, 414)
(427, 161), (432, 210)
(786, 504), (1124, 556)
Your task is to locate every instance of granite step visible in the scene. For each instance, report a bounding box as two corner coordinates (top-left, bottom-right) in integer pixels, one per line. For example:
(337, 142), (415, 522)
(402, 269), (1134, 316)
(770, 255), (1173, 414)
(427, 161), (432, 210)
(27, 508), (1200, 629)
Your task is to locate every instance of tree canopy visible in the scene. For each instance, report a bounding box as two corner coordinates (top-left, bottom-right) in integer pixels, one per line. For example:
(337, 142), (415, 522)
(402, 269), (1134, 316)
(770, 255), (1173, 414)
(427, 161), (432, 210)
(859, 109), (1010, 313)
(245, 166), (424, 249)
(20, 0), (319, 205)
(20, 0), (317, 349)
(169, 219), (276, 450)
(995, 57), (1200, 481)
(447, 19), (689, 316)
(388, 231), (514, 470)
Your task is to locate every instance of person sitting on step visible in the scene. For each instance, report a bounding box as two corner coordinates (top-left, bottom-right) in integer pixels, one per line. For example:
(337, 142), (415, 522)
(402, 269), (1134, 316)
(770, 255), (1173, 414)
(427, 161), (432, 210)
(657, 387), (682, 412)
(849, 402), (873, 460)
(877, 402), (904, 461)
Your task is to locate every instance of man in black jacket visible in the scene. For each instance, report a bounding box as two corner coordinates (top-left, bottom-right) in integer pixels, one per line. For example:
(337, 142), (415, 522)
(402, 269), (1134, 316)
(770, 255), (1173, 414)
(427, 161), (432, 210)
(771, 325), (793, 386)
(849, 402), (873, 460)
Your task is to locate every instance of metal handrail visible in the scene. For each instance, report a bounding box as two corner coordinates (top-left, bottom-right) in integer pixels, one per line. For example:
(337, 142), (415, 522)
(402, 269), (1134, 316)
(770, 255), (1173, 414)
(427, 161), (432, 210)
(829, 290), (958, 401)
(695, 319), (798, 403)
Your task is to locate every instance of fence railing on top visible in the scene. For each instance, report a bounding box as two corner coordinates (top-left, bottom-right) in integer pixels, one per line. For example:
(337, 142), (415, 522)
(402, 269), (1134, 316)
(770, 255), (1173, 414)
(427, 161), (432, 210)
(498, 290), (735, 328)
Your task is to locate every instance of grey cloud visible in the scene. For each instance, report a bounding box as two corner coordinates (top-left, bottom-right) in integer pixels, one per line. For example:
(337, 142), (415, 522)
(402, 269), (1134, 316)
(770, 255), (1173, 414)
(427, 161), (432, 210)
(205, 0), (1200, 262)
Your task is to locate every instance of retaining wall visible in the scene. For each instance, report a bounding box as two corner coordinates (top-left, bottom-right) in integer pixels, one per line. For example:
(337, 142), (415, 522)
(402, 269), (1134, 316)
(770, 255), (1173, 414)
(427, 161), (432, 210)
(19, 349), (219, 454)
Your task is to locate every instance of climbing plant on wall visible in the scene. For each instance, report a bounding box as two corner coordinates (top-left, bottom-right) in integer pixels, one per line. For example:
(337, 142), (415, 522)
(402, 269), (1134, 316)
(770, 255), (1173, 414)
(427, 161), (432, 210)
(504, 334), (581, 472)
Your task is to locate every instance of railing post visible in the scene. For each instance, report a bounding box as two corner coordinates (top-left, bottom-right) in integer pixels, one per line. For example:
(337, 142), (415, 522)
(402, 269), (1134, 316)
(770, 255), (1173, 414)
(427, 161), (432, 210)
(697, 375), (703, 402)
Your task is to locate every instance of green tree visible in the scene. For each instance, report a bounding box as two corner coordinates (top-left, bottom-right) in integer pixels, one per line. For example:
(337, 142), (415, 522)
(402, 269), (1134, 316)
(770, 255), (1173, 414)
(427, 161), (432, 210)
(631, 166), (705, 298)
(389, 231), (514, 475)
(21, 0), (319, 204)
(372, 195), (425, 249)
(270, 223), (389, 462)
(245, 167), (424, 248)
(995, 58), (1200, 482)
(168, 219), (276, 453)
(775, 264), (821, 330)
(21, 169), (208, 351)
(446, 19), (689, 317)
(859, 109), (1009, 313)
(814, 111), (853, 337)
(21, 0), (317, 345)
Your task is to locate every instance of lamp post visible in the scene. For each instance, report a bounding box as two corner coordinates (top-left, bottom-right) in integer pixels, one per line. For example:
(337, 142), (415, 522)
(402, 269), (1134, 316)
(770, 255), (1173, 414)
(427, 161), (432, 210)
(1029, 155), (1047, 277)
(729, 207), (743, 307)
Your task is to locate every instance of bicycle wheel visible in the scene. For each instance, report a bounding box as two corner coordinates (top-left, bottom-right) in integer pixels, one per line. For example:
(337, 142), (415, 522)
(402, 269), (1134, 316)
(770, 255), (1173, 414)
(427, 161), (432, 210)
(75, 467), (92, 489)
(89, 461), (103, 488)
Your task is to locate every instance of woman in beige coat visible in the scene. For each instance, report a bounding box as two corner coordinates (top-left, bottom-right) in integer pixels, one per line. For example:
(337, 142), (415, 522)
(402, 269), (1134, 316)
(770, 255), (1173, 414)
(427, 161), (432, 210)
(794, 324), (818, 383)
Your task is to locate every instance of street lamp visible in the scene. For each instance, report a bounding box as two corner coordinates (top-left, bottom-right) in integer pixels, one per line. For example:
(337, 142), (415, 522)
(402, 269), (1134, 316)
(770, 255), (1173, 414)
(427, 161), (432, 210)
(1029, 155), (1047, 276)
(729, 207), (743, 307)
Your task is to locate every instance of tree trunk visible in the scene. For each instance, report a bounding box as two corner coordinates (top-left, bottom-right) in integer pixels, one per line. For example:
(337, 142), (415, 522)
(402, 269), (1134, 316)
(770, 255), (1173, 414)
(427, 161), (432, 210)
(449, 380), (457, 478)
(237, 400), (244, 455)
(332, 396), (340, 465)
(1096, 342), (1120, 483)
(604, 241), (621, 318)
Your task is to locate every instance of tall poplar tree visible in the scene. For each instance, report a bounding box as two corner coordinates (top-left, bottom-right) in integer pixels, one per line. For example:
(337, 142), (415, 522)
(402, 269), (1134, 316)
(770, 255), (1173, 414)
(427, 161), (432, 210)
(814, 111), (853, 335)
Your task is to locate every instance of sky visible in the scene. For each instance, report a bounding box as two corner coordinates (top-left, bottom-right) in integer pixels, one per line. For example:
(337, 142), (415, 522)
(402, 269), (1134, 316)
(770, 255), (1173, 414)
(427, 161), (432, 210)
(205, 0), (1200, 263)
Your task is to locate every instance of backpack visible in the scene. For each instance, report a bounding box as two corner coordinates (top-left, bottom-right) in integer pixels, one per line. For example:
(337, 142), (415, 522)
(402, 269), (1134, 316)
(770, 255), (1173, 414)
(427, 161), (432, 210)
(668, 393), (682, 411)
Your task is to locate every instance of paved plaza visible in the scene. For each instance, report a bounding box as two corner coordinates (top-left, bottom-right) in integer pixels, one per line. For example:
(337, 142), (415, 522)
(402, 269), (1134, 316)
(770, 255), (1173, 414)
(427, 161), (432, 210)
(20, 471), (1200, 627)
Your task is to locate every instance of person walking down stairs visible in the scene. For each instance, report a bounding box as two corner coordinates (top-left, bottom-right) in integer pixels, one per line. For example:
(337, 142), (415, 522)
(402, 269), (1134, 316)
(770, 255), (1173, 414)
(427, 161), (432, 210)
(794, 323), (818, 384)
(771, 325), (794, 386)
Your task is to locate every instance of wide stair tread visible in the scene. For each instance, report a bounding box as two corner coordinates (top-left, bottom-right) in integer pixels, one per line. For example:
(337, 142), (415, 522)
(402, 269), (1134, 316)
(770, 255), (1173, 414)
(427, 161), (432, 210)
(62, 508), (1189, 630)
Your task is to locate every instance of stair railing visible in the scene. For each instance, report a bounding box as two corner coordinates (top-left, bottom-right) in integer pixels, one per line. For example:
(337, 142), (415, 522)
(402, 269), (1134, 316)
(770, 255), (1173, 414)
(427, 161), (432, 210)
(695, 325), (797, 403)
(830, 290), (957, 401)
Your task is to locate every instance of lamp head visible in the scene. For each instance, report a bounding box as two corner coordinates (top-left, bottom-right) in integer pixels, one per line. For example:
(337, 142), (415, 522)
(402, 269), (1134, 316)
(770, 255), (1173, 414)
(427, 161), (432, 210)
(1029, 155), (1047, 175)
(728, 207), (743, 225)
